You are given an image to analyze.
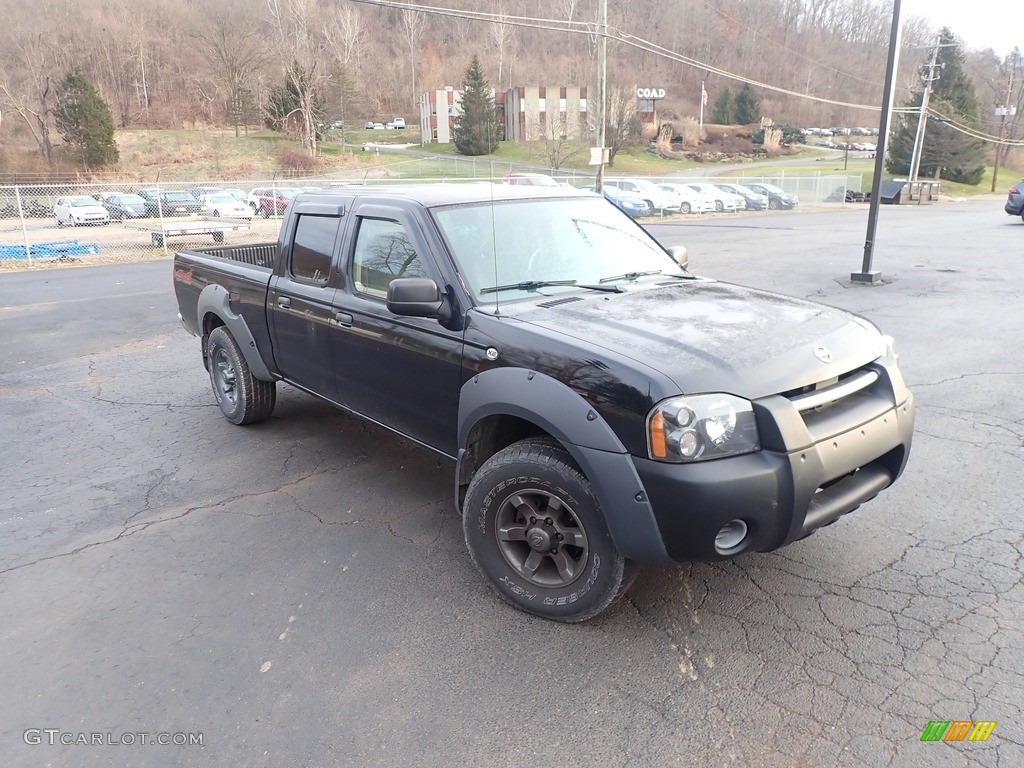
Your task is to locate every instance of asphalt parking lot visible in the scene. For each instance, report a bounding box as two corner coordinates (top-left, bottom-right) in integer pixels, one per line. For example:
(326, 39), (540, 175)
(0, 197), (1021, 767)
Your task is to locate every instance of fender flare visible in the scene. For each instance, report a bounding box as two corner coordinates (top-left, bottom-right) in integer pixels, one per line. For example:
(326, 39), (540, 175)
(196, 284), (274, 382)
(457, 367), (671, 564)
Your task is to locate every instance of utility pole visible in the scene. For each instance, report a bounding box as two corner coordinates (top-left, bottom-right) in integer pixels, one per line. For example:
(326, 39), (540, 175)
(909, 38), (943, 184)
(594, 0), (608, 192)
(991, 65), (1017, 192)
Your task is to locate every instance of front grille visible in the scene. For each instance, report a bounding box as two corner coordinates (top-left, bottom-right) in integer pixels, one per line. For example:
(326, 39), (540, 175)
(788, 369), (878, 413)
(780, 364), (893, 445)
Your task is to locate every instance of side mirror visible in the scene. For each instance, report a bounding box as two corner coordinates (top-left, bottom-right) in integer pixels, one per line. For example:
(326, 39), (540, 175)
(667, 244), (689, 270)
(387, 277), (449, 320)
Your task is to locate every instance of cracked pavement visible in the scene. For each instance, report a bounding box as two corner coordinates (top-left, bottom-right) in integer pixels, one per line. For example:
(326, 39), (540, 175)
(0, 198), (1021, 767)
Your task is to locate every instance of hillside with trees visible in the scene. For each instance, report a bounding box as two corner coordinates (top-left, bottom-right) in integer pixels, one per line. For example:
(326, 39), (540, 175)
(0, 0), (1019, 177)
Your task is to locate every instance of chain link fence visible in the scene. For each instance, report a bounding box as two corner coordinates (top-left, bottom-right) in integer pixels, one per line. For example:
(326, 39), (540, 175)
(0, 172), (865, 269)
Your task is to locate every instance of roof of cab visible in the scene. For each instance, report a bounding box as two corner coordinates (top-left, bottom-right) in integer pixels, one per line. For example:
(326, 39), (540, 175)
(299, 182), (587, 208)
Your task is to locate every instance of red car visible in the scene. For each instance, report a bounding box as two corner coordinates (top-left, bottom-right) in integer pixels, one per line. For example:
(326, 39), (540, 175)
(501, 172), (562, 187)
(246, 187), (302, 217)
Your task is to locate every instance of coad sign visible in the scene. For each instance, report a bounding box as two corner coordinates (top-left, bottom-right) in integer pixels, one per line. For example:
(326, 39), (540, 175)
(636, 87), (666, 99)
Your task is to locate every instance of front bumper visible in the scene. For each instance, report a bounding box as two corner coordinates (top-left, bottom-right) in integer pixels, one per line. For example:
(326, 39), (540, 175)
(632, 369), (914, 563)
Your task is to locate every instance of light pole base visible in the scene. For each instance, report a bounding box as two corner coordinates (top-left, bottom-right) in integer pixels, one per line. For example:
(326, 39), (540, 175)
(850, 270), (883, 285)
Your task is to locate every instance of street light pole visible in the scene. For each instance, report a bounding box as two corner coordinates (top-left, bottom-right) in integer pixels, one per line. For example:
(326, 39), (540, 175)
(851, 0), (903, 285)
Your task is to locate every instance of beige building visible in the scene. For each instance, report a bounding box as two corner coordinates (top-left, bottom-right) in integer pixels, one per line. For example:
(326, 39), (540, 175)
(419, 85), (589, 144)
(503, 86), (590, 142)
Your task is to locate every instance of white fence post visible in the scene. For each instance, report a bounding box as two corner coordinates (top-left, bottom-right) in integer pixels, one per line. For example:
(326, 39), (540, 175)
(14, 185), (32, 267)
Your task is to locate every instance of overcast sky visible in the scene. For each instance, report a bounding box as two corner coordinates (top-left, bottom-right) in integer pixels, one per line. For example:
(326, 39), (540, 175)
(905, 0), (1022, 56)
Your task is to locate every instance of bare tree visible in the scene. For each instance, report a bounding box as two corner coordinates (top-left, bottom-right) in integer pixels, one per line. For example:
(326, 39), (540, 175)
(194, 4), (272, 136)
(0, 4), (76, 165)
(399, 5), (424, 108)
(489, 7), (515, 90)
(265, 0), (331, 155)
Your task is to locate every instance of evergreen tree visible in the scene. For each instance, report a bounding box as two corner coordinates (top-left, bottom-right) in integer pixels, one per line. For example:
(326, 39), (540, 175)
(54, 70), (119, 169)
(712, 88), (735, 125)
(453, 55), (500, 156)
(887, 29), (986, 184)
(734, 84), (761, 125)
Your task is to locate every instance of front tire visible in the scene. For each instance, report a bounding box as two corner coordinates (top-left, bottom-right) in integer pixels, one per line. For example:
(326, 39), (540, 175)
(769, 198), (782, 210)
(680, 202), (691, 214)
(463, 437), (637, 622)
(714, 200), (724, 212)
(206, 326), (276, 425)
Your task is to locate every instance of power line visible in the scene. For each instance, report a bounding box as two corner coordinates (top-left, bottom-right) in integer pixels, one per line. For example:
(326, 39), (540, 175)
(347, 0), (889, 111)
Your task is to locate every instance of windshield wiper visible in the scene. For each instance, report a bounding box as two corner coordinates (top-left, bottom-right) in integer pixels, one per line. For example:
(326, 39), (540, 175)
(480, 279), (577, 295)
(598, 269), (662, 284)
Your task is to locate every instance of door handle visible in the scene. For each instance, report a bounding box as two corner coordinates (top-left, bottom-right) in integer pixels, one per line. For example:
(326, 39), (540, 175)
(277, 296), (291, 308)
(334, 312), (354, 327)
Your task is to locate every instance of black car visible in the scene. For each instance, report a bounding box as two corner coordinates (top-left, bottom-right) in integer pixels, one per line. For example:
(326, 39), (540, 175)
(713, 182), (768, 211)
(138, 189), (203, 217)
(745, 182), (800, 210)
(98, 193), (149, 220)
(1004, 179), (1024, 218)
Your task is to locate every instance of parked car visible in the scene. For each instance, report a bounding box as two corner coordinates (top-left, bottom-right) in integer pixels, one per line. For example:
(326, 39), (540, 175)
(53, 195), (111, 227)
(712, 182), (769, 211)
(603, 178), (679, 213)
(391, 117), (406, 129)
(502, 172), (562, 187)
(655, 183), (713, 214)
(137, 189), (203, 217)
(581, 184), (652, 218)
(96, 192), (148, 220)
(685, 183), (744, 212)
(1004, 179), (1024, 218)
(744, 182), (800, 210)
(199, 192), (255, 219)
(22, 199), (53, 218)
(246, 187), (302, 217)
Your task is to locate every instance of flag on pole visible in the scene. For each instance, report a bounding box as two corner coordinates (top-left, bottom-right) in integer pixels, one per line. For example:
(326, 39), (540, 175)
(701, 83), (708, 106)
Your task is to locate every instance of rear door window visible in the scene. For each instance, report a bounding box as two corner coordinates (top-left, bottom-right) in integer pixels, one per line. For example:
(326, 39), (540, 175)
(290, 214), (340, 286)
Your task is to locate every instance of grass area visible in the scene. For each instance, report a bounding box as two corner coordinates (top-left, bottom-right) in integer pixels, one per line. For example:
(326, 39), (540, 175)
(104, 128), (1015, 196)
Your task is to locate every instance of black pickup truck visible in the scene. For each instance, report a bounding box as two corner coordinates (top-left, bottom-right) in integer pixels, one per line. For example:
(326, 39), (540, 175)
(173, 184), (914, 622)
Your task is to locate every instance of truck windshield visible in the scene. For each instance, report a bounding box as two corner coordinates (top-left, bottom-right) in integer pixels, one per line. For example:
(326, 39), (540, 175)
(433, 197), (681, 301)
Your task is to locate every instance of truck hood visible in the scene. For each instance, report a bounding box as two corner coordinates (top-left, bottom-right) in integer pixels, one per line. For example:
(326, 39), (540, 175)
(512, 280), (883, 399)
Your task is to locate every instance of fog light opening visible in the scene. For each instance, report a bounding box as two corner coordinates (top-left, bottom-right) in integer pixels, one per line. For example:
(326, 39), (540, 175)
(715, 519), (749, 555)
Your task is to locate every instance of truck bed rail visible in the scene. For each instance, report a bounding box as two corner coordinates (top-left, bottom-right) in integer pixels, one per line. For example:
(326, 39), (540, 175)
(184, 243), (277, 269)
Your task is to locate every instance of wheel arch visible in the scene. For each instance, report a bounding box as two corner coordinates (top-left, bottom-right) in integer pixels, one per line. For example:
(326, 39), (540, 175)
(196, 284), (274, 382)
(456, 368), (672, 564)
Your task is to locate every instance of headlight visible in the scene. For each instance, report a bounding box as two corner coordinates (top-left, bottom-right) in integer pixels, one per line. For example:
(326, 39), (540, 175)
(881, 334), (898, 361)
(647, 394), (760, 462)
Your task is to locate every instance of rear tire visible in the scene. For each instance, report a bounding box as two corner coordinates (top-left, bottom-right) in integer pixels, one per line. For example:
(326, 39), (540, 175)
(462, 437), (637, 622)
(206, 326), (276, 425)
(714, 200), (724, 211)
(680, 202), (691, 214)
